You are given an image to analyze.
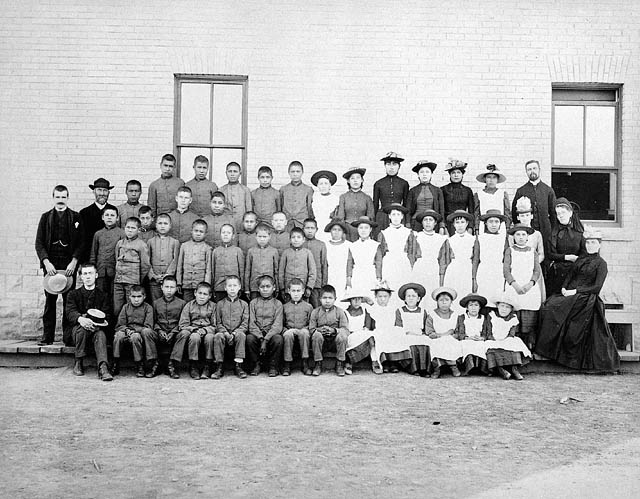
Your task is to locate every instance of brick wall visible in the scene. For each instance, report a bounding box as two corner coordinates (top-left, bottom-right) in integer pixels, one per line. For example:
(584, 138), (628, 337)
(1, 0), (639, 339)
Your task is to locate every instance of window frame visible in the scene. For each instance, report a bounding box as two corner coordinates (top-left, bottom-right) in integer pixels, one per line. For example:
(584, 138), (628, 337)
(551, 82), (622, 225)
(173, 74), (249, 183)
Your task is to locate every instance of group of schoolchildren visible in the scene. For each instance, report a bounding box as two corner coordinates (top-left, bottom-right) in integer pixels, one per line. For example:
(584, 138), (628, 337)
(78, 151), (543, 382)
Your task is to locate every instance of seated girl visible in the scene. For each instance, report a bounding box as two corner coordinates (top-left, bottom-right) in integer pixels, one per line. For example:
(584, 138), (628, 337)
(455, 293), (489, 376)
(426, 287), (463, 378)
(394, 283), (431, 376)
(343, 289), (374, 375)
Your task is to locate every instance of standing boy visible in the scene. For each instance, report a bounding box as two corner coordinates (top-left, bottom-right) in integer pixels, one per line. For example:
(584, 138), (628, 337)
(251, 166), (281, 224)
(278, 227), (316, 302)
(211, 224), (245, 302)
(149, 275), (185, 378)
(35, 185), (83, 345)
(203, 191), (235, 249)
(270, 211), (291, 258)
(147, 213), (180, 302)
(137, 206), (156, 243)
(213, 276), (249, 379)
(168, 186), (198, 244)
(117, 180), (147, 227)
(176, 219), (213, 303)
(113, 217), (151, 319)
(220, 161), (251, 232)
(90, 206), (125, 304)
(247, 275), (284, 377)
(237, 211), (258, 256)
(279, 160), (314, 230)
(245, 224), (279, 301)
(282, 278), (314, 375)
(309, 285), (350, 376)
(112, 285), (154, 377)
(148, 153), (184, 217)
(186, 155), (218, 217)
(302, 218), (328, 308)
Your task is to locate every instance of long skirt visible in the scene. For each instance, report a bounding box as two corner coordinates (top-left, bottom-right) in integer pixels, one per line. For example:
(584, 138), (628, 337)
(485, 337), (531, 368)
(535, 293), (620, 372)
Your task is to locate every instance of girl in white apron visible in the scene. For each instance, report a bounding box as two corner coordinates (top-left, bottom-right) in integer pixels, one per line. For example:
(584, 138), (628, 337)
(311, 171), (339, 244)
(475, 210), (509, 307)
(324, 220), (352, 304)
(343, 290), (374, 374)
(413, 210), (448, 310)
(346, 217), (382, 296)
(442, 210), (478, 312)
(455, 293), (489, 375)
(426, 287), (464, 378)
(394, 283), (431, 376)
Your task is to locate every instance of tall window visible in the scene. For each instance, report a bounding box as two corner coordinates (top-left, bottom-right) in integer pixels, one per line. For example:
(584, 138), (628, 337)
(551, 85), (621, 223)
(174, 75), (248, 186)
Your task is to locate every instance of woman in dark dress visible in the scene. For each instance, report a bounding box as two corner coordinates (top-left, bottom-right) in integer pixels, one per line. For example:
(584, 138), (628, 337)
(535, 227), (620, 373)
(545, 197), (585, 296)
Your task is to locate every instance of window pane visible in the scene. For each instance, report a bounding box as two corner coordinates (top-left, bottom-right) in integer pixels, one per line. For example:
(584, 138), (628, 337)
(212, 149), (243, 187)
(179, 147), (210, 181)
(554, 105), (584, 166)
(585, 106), (615, 166)
(212, 84), (243, 145)
(180, 83), (211, 144)
(552, 170), (616, 221)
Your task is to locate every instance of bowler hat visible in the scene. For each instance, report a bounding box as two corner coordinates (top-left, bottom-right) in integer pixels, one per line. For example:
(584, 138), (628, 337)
(446, 210), (474, 224)
(476, 164), (506, 184)
(382, 203), (409, 215)
(416, 210), (442, 224)
(431, 286), (457, 302)
(398, 283), (427, 301)
(311, 170), (337, 186)
(380, 152), (404, 163)
(89, 178), (114, 190)
(479, 209), (508, 223)
(43, 271), (74, 295)
(342, 167), (366, 180)
(412, 161), (437, 174)
(324, 219), (349, 233)
(350, 216), (378, 228)
(459, 293), (488, 309)
(86, 309), (109, 327)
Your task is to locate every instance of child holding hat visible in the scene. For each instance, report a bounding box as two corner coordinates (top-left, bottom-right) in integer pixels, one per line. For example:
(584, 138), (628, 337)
(483, 293), (531, 380)
(455, 293), (489, 376)
(336, 167), (374, 242)
(406, 161), (445, 232)
(474, 164), (511, 235)
(426, 287), (463, 378)
(310, 170), (339, 244)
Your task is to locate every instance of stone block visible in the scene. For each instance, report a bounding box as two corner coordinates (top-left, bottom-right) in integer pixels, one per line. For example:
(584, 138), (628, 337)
(5, 275), (23, 294)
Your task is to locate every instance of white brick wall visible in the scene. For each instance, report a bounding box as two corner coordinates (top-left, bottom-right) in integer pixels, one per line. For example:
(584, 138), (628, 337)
(0, 0), (639, 338)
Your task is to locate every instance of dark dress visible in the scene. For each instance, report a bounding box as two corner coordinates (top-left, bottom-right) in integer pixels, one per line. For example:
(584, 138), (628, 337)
(405, 183), (445, 232)
(372, 175), (409, 233)
(535, 253), (620, 372)
(441, 182), (474, 235)
(546, 223), (585, 296)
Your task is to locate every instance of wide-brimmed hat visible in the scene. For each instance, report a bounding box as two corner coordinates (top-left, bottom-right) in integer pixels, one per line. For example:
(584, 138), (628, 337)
(446, 210), (474, 224)
(583, 225), (603, 241)
(371, 281), (394, 294)
(342, 167), (366, 180)
(494, 293), (518, 311)
(311, 170), (337, 186)
(89, 178), (114, 190)
(459, 293), (488, 309)
(476, 164), (506, 183)
(380, 152), (404, 163)
(382, 203), (409, 215)
(341, 289), (373, 303)
(479, 209), (508, 223)
(507, 223), (534, 236)
(350, 216), (378, 228)
(412, 161), (437, 174)
(431, 286), (457, 302)
(43, 271), (74, 295)
(86, 309), (109, 327)
(324, 219), (349, 233)
(416, 210), (442, 224)
(445, 159), (468, 172)
(398, 283), (427, 301)
(515, 196), (532, 214)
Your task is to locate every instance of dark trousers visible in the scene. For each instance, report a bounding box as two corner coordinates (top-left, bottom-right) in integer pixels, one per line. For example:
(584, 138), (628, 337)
(283, 328), (310, 361)
(311, 331), (348, 362)
(113, 283), (133, 320)
(141, 329), (173, 361)
(246, 333), (283, 369)
(211, 331), (246, 363)
(73, 325), (108, 366)
(113, 328), (148, 362)
(42, 288), (74, 345)
(308, 288), (321, 309)
(170, 330), (190, 363)
(148, 278), (162, 303)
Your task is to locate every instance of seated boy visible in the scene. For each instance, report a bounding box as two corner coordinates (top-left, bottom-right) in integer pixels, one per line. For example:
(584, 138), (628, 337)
(278, 227), (316, 302)
(203, 191), (235, 249)
(211, 223), (245, 302)
(270, 211), (291, 258)
(213, 276), (248, 379)
(176, 219), (212, 303)
(112, 285), (154, 377)
(282, 278), (314, 375)
(244, 223), (280, 301)
(247, 275), (284, 377)
(90, 206), (124, 301)
(66, 263), (112, 381)
(177, 281), (217, 379)
(302, 218), (328, 308)
(137, 206), (156, 243)
(309, 284), (350, 376)
(168, 186), (198, 244)
(147, 213), (180, 302)
(237, 211), (258, 256)
(251, 165), (280, 224)
(150, 275), (185, 378)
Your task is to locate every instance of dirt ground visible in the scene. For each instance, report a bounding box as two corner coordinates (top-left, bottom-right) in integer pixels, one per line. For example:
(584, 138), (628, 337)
(1, 367), (639, 499)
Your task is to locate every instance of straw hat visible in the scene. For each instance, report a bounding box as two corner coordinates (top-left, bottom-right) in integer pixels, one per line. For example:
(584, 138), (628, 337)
(479, 209), (508, 223)
(494, 293), (518, 311)
(86, 309), (108, 327)
(380, 152), (404, 163)
(43, 271), (74, 295)
(583, 225), (603, 241)
(382, 203), (409, 214)
(416, 210), (442, 224)
(431, 286), (457, 302)
(446, 210), (474, 224)
(476, 164), (506, 183)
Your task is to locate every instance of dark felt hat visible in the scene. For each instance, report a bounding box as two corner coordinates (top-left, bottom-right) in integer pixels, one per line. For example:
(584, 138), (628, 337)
(416, 210), (442, 224)
(479, 209), (508, 223)
(459, 293), (488, 309)
(382, 203), (409, 215)
(412, 161), (437, 174)
(507, 223), (534, 236)
(342, 167), (366, 180)
(89, 178), (114, 190)
(324, 219), (349, 233)
(350, 216), (378, 228)
(380, 151), (405, 163)
(446, 210), (474, 224)
(398, 283), (427, 301)
(311, 170), (337, 186)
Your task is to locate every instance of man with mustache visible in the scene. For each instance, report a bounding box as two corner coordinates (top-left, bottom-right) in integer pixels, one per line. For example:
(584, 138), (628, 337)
(35, 185), (84, 345)
(79, 178), (117, 264)
(511, 160), (557, 259)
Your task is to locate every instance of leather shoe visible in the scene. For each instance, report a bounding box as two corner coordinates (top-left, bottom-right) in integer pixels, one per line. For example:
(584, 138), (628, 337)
(189, 365), (200, 379)
(73, 359), (84, 376)
(281, 361), (291, 376)
(268, 367), (278, 377)
(511, 366), (524, 381)
(201, 363), (212, 379)
(211, 363), (224, 379)
(111, 360), (120, 376)
(235, 362), (247, 379)
(167, 361), (180, 379)
(336, 360), (345, 377)
(250, 362), (261, 376)
(135, 362), (146, 378)
(312, 361), (322, 376)
(98, 363), (113, 382)
(302, 359), (312, 376)
(145, 360), (159, 378)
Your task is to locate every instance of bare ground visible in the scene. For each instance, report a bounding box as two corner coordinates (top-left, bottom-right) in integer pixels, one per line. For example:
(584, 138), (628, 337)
(1, 367), (639, 498)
